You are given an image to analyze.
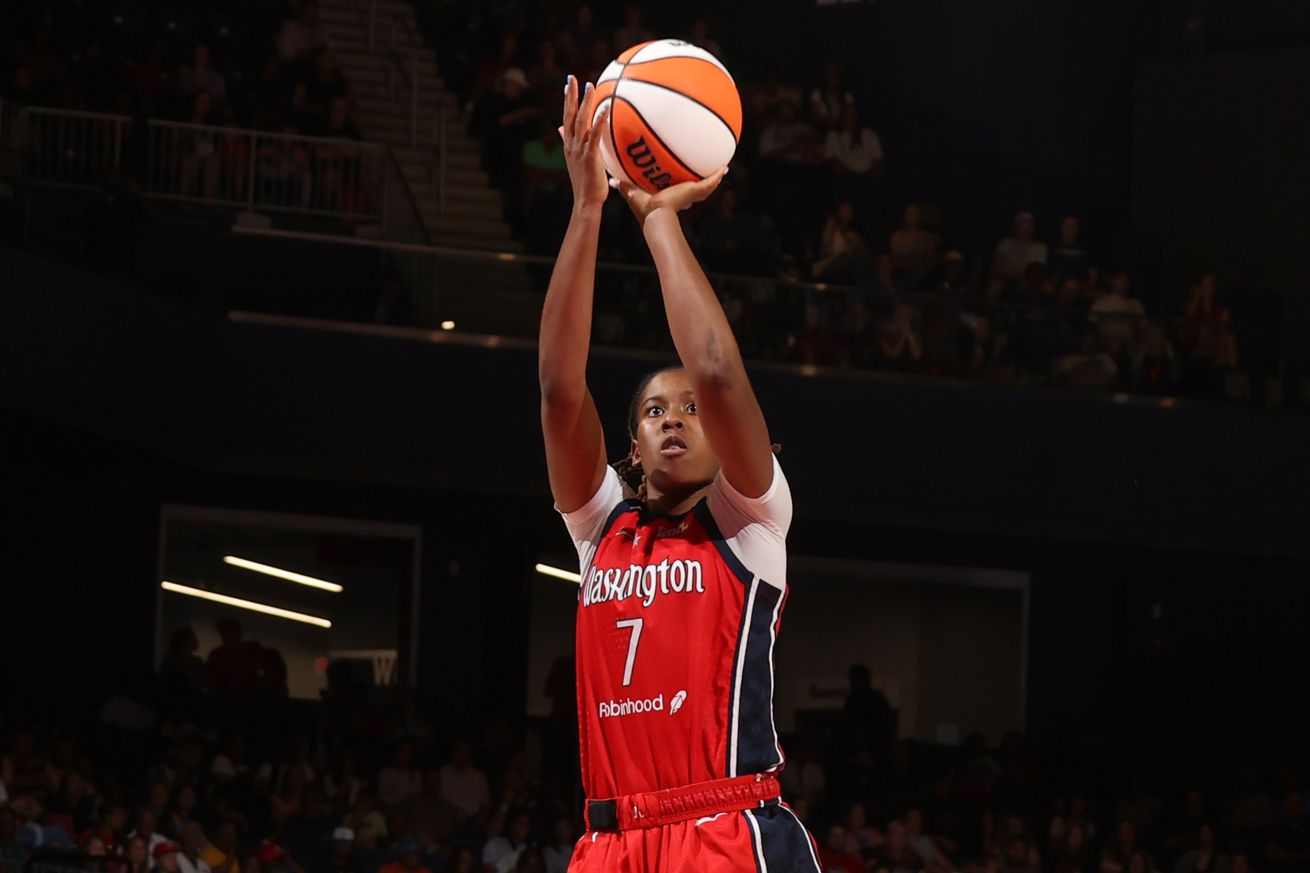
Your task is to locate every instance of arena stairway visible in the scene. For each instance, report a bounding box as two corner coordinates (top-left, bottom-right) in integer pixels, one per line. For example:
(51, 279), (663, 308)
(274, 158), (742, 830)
(316, 0), (543, 335)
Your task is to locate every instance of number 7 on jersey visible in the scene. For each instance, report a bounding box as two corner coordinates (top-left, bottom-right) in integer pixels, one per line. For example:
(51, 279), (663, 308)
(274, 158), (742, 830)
(615, 618), (643, 686)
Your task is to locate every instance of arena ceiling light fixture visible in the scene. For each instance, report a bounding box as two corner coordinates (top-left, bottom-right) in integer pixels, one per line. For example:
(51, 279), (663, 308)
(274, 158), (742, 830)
(535, 563), (581, 584)
(160, 581), (332, 628)
(223, 555), (343, 593)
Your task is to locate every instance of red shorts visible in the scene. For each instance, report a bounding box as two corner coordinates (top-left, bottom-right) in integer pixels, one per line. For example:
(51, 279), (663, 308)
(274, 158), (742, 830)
(567, 801), (821, 873)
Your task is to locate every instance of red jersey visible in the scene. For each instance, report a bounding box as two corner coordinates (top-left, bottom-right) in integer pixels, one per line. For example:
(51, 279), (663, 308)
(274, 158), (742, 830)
(560, 456), (793, 799)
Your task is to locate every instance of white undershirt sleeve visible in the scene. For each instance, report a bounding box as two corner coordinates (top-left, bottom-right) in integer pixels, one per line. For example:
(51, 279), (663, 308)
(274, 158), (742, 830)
(557, 466), (626, 579)
(705, 455), (792, 588)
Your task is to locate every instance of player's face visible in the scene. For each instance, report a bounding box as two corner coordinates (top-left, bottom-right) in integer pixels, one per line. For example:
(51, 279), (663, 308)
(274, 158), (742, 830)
(630, 369), (719, 493)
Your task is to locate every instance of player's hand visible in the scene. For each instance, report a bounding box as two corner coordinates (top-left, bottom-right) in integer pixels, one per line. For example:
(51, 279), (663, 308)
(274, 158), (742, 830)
(560, 76), (610, 213)
(612, 167), (727, 228)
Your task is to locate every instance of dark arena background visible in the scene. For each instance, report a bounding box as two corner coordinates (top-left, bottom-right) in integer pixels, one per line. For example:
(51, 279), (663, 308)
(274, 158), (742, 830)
(3, 2), (1310, 873)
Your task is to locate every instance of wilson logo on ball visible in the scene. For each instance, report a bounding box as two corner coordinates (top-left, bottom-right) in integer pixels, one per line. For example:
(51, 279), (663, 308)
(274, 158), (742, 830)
(593, 38), (742, 194)
(669, 689), (687, 715)
(625, 138), (673, 190)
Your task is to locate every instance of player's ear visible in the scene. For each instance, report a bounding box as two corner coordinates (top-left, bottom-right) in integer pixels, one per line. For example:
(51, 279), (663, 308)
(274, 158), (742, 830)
(629, 439), (641, 468)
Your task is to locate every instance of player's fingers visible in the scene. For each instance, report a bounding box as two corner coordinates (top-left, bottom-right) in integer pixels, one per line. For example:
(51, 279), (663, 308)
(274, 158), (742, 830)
(692, 167), (728, 200)
(573, 81), (596, 141)
(561, 75), (577, 139)
(583, 102), (611, 154)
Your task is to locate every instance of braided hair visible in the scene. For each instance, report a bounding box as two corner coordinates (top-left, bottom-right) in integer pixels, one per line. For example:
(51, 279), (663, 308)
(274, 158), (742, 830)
(610, 368), (781, 505)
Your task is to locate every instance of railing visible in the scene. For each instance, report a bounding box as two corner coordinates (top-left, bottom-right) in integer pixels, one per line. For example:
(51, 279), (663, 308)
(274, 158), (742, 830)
(23, 852), (130, 873)
(143, 119), (385, 219)
(228, 226), (1259, 403)
(7, 103), (390, 224)
(14, 106), (125, 189)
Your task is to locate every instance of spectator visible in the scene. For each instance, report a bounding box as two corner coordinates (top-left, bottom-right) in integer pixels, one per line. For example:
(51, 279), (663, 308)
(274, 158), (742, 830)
(482, 809), (533, 873)
(256, 123), (314, 210)
(819, 825), (865, 873)
(556, 6), (597, 65)
(475, 67), (542, 190)
(278, 1), (329, 68)
(376, 743), (421, 809)
(313, 828), (357, 873)
(130, 807), (168, 855)
(255, 843), (294, 873)
(393, 769), (456, 849)
(131, 38), (177, 114)
(520, 118), (570, 242)
(1000, 835), (1042, 873)
(342, 791), (387, 849)
(576, 37), (613, 87)
(250, 55), (292, 129)
(542, 817), (576, 873)
(177, 823), (213, 873)
(873, 820), (926, 873)
(758, 101), (818, 165)
(696, 187), (766, 273)
(200, 821), (240, 873)
(1050, 214), (1091, 283)
(312, 97), (364, 212)
(809, 61), (853, 131)
(322, 749), (365, 812)
(613, 6), (654, 51)
(843, 663), (894, 758)
(449, 848), (478, 873)
(280, 786), (335, 871)
(844, 803), (882, 858)
(688, 18), (724, 59)
(879, 303), (924, 367)
(890, 203), (940, 291)
(124, 835), (151, 873)
(1056, 330), (1119, 389)
(167, 785), (200, 837)
(438, 741), (491, 823)
(0, 806), (28, 867)
(160, 628), (207, 697)
(906, 808), (952, 873)
(156, 842), (184, 873)
(469, 34), (521, 118)
(1132, 321), (1180, 393)
(813, 200), (874, 283)
(1102, 820), (1154, 873)
(994, 212), (1049, 281)
(1268, 791), (1310, 871)
(377, 843), (430, 873)
(1173, 824), (1226, 873)
(297, 49), (348, 130)
(1181, 274), (1238, 369)
(1054, 822), (1098, 873)
(206, 617), (262, 698)
(526, 38), (565, 118)
(178, 44), (228, 110)
(1089, 271), (1146, 355)
(825, 102), (884, 215)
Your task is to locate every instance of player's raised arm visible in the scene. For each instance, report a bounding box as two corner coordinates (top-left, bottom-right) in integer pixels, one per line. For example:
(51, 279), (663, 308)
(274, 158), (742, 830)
(613, 172), (775, 498)
(539, 78), (612, 513)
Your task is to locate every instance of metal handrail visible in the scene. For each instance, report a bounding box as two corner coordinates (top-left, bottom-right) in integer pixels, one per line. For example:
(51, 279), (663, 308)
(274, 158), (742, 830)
(10, 103), (390, 222)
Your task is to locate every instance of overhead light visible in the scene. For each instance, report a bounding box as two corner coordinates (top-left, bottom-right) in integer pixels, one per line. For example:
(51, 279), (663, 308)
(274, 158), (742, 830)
(161, 581), (332, 628)
(440, 320), (456, 330)
(535, 563), (581, 583)
(223, 555), (343, 593)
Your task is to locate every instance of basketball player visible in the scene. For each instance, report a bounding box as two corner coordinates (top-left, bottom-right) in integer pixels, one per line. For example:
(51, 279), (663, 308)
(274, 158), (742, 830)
(538, 75), (820, 872)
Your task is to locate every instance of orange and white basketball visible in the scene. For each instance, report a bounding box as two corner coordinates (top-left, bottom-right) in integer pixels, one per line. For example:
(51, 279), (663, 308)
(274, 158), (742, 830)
(591, 39), (742, 193)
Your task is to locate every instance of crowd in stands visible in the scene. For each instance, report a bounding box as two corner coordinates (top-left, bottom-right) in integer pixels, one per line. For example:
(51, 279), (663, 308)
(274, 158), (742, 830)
(0, 2), (1271, 398)
(1, 622), (1307, 873)
(0, 0), (367, 210)
(446, 3), (1252, 398)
